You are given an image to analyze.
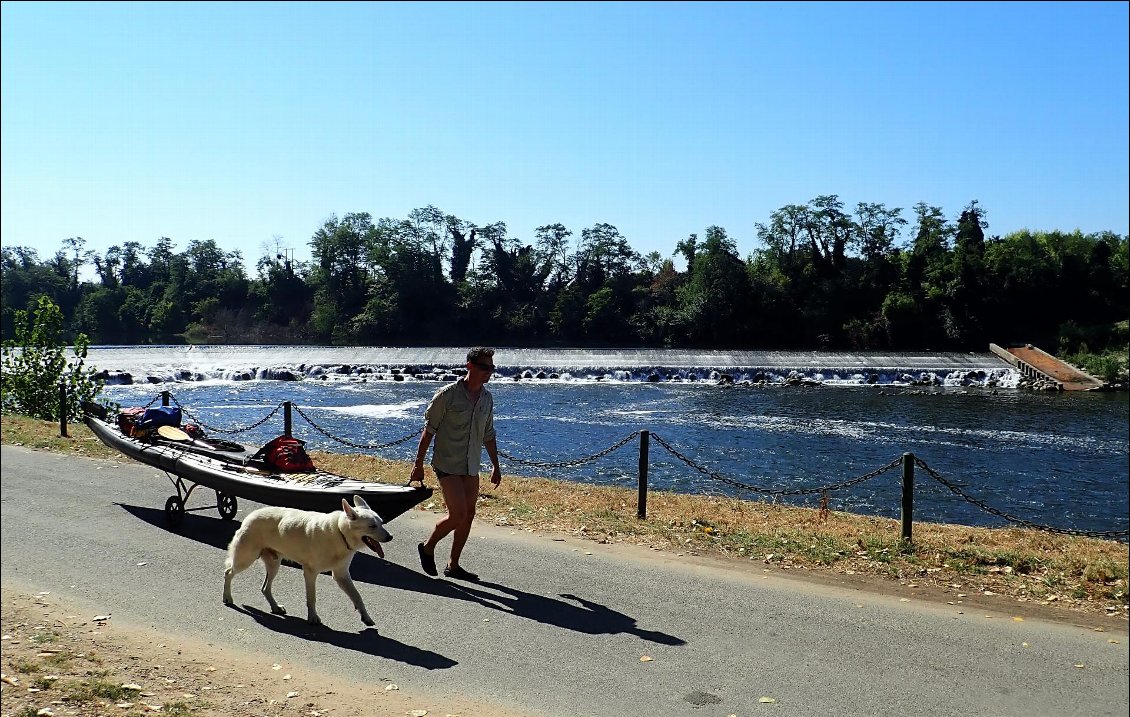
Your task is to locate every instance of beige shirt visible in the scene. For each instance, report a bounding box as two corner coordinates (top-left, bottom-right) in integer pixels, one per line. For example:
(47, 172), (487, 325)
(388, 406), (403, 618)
(424, 378), (496, 476)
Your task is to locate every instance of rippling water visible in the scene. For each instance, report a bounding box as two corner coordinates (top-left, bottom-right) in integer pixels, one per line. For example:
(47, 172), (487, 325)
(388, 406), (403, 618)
(92, 347), (1129, 538)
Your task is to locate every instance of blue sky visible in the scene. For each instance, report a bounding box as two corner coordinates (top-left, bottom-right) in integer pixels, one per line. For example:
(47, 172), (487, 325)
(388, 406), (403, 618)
(2, 1), (1127, 272)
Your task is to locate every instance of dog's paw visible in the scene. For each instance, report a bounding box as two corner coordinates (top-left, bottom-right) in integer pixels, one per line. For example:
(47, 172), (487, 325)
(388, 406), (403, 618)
(361, 614), (375, 627)
(271, 606), (287, 616)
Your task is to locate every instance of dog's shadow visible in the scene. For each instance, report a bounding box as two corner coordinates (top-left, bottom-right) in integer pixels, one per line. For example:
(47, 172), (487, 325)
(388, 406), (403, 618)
(118, 503), (684, 647)
(225, 603), (456, 669)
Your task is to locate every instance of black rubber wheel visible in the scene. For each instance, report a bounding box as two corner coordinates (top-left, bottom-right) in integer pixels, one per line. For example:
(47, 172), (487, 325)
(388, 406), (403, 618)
(164, 495), (185, 528)
(217, 492), (238, 520)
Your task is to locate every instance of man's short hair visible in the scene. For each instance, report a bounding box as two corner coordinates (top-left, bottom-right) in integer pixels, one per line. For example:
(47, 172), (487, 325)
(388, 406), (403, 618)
(467, 347), (495, 364)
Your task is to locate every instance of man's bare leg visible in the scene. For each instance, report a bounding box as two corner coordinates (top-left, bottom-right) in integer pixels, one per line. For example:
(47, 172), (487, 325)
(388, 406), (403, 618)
(447, 474), (480, 569)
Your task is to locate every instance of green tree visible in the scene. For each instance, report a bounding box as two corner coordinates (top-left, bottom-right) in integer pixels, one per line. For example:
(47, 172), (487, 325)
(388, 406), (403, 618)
(676, 226), (754, 346)
(1, 246), (69, 338)
(1, 296), (103, 421)
(534, 223), (574, 291)
(941, 201), (988, 344)
(447, 217), (478, 285)
(308, 213), (375, 341)
(479, 227), (552, 340)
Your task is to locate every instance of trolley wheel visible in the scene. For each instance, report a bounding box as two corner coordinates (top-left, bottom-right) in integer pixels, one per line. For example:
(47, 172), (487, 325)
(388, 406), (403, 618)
(164, 495), (185, 528)
(217, 492), (238, 520)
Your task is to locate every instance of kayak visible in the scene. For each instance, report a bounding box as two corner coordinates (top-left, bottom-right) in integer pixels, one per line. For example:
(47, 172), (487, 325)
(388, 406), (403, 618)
(84, 414), (432, 527)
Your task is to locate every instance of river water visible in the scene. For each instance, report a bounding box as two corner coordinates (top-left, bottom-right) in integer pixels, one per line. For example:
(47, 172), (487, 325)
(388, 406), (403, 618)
(82, 345), (1129, 537)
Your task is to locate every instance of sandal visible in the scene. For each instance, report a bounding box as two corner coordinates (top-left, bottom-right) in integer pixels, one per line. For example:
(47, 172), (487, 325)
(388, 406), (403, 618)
(417, 543), (438, 576)
(443, 565), (480, 582)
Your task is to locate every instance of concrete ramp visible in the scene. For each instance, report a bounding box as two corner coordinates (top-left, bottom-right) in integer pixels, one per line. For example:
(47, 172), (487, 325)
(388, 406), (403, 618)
(990, 343), (1106, 391)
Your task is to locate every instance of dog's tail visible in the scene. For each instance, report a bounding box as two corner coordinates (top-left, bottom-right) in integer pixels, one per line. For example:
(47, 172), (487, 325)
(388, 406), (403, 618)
(223, 520), (251, 573)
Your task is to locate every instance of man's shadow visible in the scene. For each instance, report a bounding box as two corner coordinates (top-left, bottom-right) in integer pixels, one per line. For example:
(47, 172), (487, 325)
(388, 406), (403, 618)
(440, 580), (685, 645)
(118, 503), (684, 647)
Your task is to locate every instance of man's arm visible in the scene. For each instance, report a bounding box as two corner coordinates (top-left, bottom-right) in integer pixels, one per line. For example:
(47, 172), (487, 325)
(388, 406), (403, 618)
(484, 436), (502, 486)
(409, 429), (434, 485)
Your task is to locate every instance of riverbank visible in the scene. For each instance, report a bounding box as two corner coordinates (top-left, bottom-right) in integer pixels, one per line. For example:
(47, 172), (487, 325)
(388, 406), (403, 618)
(2, 414), (1126, 624)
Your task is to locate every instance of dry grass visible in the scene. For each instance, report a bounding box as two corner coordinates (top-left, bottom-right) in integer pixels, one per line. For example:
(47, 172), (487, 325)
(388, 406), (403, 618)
(3, 413), (1127, 621)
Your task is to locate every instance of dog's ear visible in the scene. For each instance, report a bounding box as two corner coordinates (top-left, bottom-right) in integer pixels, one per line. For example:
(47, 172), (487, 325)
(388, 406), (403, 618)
(342, 498), (356, 518)
(352, 495), (371, 512)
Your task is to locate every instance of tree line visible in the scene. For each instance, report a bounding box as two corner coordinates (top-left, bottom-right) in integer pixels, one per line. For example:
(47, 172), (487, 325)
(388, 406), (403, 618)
(2, 197), (1127, 353)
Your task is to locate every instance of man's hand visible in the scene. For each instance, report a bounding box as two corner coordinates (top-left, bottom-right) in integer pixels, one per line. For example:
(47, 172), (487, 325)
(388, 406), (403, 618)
(409, 463), (426, 487)
(490, 464), (502, 487)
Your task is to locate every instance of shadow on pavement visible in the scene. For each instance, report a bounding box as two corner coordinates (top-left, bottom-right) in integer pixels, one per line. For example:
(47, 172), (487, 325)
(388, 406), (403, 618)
(224, 604), (457, 670)
(117, 503), (684, 646)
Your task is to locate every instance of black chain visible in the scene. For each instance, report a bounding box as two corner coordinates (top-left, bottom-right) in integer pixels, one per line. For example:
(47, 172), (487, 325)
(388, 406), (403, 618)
(913, 456), (1129, 541)
(166, 393), (283, 435)
(292, 403), (420, 451)
(146, 391), (1129, 542)
(651, 433), (902, 497)
(498, 431), (641, 468)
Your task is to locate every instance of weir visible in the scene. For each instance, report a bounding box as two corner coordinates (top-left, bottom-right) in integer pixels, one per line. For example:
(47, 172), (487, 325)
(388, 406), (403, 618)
(76, 345), (1021, 387)
(82, 345), (1011, 373)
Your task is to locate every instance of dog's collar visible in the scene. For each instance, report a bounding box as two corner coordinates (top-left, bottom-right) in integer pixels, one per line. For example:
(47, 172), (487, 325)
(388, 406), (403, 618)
(337, 527), (351, 550)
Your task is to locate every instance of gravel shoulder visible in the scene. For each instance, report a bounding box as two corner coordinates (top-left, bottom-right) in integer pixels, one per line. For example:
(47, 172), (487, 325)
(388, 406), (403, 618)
(1, 580), (514, 717)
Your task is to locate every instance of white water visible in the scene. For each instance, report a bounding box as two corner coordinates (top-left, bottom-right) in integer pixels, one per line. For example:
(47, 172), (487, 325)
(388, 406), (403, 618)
(80, 345), (1019, 388)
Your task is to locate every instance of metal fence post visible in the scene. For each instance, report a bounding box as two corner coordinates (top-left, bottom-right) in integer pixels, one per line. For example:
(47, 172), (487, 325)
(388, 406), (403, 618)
(58, 383), (68, 437)
(637, 430), (649, 519)
(284, 401), (292, 437)
(162, 391), (170, 407)
(901, 452), (914, 543)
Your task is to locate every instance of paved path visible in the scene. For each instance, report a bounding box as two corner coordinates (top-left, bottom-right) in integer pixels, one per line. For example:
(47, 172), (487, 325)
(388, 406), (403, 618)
(2, 445), (1126, 716)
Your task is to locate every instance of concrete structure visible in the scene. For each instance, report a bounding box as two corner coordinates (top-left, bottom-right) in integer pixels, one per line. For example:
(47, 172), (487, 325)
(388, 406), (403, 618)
(989, 343), (1106, 391)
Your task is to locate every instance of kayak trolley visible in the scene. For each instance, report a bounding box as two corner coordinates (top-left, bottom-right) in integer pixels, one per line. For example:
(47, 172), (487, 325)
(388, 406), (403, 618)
(162, 471), (238, 528)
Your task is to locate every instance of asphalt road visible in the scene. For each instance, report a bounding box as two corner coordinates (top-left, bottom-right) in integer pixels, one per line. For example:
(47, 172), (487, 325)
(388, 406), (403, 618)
(2, 445), (1127, 716)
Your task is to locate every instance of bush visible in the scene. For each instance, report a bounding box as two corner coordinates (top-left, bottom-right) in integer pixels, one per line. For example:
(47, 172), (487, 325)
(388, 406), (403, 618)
(1, 296), (104, 421)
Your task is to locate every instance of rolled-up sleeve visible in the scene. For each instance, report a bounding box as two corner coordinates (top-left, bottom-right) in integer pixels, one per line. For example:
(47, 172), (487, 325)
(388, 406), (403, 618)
(423, 386), (450, 434)
(483, 395), (496, 442)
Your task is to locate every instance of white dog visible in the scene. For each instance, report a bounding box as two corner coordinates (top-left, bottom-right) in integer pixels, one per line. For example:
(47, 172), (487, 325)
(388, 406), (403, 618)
(223, 496), (392, 627)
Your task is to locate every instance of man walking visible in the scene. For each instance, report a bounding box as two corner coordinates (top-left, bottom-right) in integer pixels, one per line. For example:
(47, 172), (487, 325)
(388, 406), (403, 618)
(410, 347), (502, 582)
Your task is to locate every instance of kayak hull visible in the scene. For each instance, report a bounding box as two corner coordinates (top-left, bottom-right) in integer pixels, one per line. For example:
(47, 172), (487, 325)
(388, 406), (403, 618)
(85, 415), (431, 520)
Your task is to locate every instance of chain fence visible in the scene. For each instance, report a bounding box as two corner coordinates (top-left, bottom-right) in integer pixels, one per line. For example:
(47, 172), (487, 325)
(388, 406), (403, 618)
(651, 432), (903, 497)
(166, 392), (282, 435)
(649, 431), (1126, 542)
(117, 391), (1127, 542)
(499, 431), (641, 469)
(291, 403), (420, 451)
(912, 456), (1129, 541)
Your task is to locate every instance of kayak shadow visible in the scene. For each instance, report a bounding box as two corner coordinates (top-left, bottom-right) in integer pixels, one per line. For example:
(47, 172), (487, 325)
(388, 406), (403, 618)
(116, 502), (241, 549)
(117, 503), (684, 646)
(224, 604), (457, 670)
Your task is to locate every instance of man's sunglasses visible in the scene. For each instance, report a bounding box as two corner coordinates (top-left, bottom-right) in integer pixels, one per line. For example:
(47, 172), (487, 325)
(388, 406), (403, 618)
(472, 362), (495, 371)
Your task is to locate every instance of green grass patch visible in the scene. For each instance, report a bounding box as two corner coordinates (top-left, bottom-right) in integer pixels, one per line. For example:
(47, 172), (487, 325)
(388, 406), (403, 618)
(63, 677), (142, 703)
(162, 701), (199, 717)
(10, 658), (41, 673)
(43, 651), (73, 668)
